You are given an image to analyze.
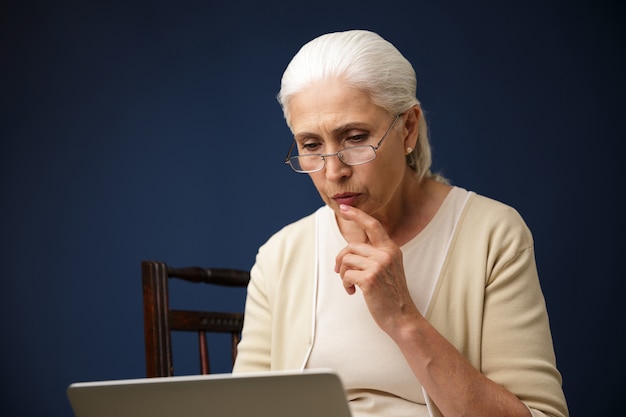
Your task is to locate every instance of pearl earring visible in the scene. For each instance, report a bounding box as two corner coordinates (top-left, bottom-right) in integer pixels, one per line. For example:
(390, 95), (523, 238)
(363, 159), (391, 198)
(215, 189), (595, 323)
(406, 147), (413, 154)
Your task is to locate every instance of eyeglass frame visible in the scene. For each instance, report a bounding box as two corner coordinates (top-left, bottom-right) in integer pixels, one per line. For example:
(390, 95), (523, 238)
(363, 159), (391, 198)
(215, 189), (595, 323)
(284, 113), (404, 173)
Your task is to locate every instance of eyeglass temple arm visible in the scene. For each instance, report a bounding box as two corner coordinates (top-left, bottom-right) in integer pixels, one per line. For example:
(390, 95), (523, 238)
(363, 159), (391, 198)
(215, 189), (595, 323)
(374, 113), (403, 149)
(284, 140), (298, 163)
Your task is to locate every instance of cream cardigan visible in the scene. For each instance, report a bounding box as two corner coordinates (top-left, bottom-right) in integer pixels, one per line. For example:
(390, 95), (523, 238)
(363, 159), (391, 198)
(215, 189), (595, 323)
(233, 193), (568, 417)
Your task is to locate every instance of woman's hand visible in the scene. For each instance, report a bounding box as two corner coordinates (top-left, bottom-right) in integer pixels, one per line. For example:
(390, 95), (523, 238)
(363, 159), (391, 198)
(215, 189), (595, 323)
(334, 204), (422, 336)
(334, 204), (533, 417)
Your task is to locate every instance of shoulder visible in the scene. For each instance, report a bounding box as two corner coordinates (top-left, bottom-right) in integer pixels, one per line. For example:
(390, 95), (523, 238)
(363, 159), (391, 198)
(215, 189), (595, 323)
(464, 192), (524, 221)
(250, 207), (322, 301)
(460, 192), (533, 246)
(448, 191), (536, 284)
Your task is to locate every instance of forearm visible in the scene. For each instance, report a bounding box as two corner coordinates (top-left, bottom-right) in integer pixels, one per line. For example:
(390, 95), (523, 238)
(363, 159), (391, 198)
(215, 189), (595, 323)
(393, 314), (531, 417)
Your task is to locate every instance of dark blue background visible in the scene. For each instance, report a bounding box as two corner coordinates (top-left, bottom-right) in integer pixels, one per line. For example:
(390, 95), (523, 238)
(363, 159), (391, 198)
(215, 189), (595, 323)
(1, 0), (623, 415)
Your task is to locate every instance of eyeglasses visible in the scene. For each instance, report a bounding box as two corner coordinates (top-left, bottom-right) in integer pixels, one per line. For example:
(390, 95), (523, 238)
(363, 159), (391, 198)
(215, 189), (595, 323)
(284, 114), (403, 173)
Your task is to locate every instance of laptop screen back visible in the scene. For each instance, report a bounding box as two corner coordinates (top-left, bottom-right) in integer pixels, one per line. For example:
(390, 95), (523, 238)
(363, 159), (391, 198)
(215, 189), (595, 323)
(67, 368), (352, 417)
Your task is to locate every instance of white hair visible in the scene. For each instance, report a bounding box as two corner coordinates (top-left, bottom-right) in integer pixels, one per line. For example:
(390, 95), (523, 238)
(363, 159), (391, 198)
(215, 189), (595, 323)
(278, 30), (446, 182)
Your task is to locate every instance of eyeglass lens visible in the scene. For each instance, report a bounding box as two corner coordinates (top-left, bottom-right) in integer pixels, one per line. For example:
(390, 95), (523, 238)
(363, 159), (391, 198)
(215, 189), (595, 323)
(292, 146), (375, 172)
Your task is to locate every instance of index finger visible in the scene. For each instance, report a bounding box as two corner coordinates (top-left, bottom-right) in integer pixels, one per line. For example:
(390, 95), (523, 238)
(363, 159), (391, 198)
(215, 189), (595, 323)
(339, 204), (391, 247)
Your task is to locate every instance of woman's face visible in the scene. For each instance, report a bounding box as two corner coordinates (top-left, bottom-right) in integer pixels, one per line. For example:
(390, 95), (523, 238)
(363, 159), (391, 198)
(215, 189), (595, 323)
(287, 78), (415, 221)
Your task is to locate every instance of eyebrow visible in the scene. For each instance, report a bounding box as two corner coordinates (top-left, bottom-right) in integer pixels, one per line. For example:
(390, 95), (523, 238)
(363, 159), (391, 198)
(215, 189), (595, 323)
(294, 122), (370, 141)
(332, 122), (369, 134)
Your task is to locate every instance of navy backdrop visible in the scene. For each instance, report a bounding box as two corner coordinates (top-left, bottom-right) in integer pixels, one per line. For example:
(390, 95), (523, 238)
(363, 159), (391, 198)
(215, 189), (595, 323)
(1, 0), (623, 415)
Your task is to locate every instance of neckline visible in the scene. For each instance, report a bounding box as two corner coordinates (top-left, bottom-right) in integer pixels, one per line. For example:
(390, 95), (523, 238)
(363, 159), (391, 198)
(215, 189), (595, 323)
(326, 186), (465, 250)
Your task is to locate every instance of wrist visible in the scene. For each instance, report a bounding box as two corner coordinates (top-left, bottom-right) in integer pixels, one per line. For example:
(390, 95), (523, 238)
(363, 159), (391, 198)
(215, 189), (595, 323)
(387, 308), (428, 346)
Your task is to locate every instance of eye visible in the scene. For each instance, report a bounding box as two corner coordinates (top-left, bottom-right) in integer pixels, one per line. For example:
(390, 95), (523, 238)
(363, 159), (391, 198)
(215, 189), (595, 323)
(300, 141), (322, 153)
(345, 133), (369, 145)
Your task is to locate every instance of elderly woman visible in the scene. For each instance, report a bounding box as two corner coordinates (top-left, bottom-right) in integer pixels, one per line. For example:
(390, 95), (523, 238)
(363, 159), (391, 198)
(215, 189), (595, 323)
(233, 30), (568, 417)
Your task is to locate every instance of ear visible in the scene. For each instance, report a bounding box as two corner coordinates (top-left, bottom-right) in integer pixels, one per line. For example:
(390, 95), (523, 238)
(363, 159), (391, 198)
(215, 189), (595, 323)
(402, 105), (420, 151)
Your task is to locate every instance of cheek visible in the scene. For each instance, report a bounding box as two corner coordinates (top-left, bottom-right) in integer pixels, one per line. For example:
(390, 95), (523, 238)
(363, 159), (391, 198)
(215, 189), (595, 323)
(380, 146), (407, 177)
(365, 158), (405, 196)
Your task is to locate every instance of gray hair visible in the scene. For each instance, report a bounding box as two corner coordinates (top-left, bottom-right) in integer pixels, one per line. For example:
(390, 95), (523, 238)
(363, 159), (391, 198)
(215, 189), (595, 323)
(278, 30), (446, 182)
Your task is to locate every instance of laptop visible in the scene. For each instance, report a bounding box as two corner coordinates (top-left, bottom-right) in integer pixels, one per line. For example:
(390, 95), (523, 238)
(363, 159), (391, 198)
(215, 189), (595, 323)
(67, 368), (353, 417)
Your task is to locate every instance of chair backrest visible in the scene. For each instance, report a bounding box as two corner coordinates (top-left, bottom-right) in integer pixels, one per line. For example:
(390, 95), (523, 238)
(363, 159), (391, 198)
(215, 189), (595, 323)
(141, 260), (250, 377)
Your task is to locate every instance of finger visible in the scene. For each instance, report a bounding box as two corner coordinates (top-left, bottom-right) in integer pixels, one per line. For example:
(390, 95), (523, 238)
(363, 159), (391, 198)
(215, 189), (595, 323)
(339, 204), (392, 247)
(336, 251), (374, 275)
(339, 268), (360, 295)
(343, 279), (357, 295)
(335, 249), (364, 295)
(334, 242), (378, 273)
(336, 251), (382, 297)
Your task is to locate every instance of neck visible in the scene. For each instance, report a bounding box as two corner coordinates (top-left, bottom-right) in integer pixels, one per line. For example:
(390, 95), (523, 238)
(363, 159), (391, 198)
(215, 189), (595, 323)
(338, 175), (451, 246)
(384, 176), (446, 245)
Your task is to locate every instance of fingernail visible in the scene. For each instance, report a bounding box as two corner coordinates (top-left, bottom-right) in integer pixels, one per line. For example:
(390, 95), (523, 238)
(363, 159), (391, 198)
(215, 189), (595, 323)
(340, 204), (350, 212)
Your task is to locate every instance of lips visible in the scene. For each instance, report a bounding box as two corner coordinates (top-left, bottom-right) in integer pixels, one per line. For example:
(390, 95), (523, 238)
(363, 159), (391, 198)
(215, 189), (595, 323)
(332, 192), (360, 206)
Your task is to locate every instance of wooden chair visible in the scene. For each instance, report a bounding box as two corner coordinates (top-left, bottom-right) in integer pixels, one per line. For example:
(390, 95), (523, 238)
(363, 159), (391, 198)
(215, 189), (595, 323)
(142, 260), (250, 377)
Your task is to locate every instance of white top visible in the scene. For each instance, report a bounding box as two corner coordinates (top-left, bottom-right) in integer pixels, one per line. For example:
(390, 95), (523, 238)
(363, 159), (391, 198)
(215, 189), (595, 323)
(306, 186), (471, 417)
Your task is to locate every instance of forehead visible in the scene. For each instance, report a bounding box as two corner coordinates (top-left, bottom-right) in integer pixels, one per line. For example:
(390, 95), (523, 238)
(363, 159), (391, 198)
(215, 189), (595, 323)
(287, 79), (386, 133)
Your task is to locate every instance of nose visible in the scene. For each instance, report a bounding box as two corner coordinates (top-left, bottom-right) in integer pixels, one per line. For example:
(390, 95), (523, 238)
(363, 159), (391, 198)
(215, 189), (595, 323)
(323, 153), (351, 181)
